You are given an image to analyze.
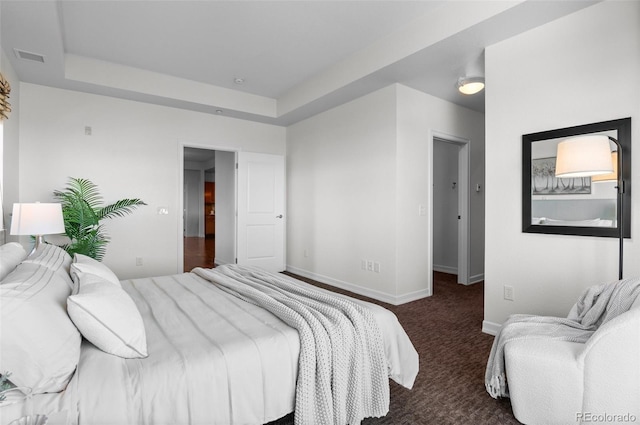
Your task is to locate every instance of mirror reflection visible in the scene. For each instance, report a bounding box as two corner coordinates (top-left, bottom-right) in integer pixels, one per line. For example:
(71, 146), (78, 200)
(531, 133), (617, 228)
(522, 118), (631, 238)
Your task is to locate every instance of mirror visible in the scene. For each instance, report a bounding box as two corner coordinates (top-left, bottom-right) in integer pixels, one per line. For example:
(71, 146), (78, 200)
(522, 118), (631, 237)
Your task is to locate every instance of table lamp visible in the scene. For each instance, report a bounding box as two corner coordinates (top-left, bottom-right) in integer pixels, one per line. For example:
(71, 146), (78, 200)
(10, 202), (65, 255)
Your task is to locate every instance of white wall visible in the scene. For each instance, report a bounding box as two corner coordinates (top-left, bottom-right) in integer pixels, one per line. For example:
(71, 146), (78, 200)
(395, 84), (485, 295)
(484, 0), (640, 332)
(183, 169), (201, 237)
(433, 140), (459, 273)
(1, 48), (20, 242)
(287, 85), (399, 300)
(287, 84), (485, 303)
(17, 83), (285, 279)
(215, 150), (236, 266)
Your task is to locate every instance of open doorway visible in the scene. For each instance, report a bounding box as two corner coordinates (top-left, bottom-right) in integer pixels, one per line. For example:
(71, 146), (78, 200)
(431, 133), (470, 287)
(181, 146), (237, 272)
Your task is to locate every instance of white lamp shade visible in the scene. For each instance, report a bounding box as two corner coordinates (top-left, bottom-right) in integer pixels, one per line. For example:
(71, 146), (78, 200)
(10, 203), (65, 236)
(591, 151), (618, 182)
(555, 135), (614, 178)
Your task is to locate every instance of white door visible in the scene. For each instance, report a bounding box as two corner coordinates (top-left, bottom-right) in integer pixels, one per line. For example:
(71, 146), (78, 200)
(237, 152), (285, 272)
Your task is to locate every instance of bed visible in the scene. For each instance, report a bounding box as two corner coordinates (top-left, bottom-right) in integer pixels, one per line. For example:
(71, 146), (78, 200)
(0, 243), (419, 425)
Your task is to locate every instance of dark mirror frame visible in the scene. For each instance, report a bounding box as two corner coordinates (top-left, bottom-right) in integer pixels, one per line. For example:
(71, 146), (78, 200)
(522, 117), (631, 238)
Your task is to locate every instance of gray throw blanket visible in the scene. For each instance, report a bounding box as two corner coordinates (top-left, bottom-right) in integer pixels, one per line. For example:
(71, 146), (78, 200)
(485, 277), (640, 399)
(193, 265), (390, 425)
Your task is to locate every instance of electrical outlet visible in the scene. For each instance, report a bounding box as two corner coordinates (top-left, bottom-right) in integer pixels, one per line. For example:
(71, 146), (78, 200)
(504, 285), (514, 301)
(362, 259), (381, 272)
(136, 257), (143, 266)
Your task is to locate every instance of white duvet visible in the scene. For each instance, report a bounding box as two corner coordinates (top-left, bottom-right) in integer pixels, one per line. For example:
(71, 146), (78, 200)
(35, 269), (418, 425)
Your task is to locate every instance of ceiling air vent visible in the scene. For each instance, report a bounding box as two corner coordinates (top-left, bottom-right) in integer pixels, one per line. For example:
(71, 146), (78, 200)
(14, 48), (45, 63)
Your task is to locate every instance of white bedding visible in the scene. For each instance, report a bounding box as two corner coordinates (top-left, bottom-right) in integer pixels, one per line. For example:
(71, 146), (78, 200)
(37, 269), (418, 425)
(195, 265), (389, 425)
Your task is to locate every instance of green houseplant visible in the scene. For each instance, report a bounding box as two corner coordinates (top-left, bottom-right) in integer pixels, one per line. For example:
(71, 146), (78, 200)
(53, 177), (146, 261)
(0, 372), (12, 402)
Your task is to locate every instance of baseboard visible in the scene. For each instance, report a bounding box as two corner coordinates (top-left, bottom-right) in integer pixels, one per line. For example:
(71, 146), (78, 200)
(394, 287), (433, 305)
(285, 265), (431, 306)
(433, 264), (457, 275)
(433, 266), (484, 286)
(467, 272), (485, 285)
(482, 320), (501, 336)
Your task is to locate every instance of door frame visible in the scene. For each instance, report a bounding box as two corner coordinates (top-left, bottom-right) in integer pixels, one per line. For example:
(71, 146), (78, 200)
(177, 141), (240, 273)
(429, 131), (471, 285)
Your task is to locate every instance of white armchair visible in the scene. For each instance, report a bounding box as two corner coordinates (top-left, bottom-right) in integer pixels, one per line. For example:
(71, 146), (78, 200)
(504, 297), (640, 425)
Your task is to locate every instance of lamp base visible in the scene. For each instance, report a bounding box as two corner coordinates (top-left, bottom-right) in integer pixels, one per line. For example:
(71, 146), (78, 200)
(29, 235), (46, 256)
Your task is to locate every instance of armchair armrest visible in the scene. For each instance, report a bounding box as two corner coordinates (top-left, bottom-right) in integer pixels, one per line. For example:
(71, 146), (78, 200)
(505, 339), (584, 425)
(579, 308), (640, 419)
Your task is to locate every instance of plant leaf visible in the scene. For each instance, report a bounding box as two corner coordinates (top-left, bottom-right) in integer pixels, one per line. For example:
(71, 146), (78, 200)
(53, 177), (145, 260)
(98, 199), (147, 220)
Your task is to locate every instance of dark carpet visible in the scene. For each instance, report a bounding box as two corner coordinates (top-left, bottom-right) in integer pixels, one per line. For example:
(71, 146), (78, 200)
(271, 272), (520, 425)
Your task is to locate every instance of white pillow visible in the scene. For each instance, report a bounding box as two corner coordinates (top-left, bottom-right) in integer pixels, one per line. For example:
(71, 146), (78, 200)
(70, 254), (120, 295)
(0, 242), (28, 281)
(67, 273), (148, 359)
(0, 262), (81, 394)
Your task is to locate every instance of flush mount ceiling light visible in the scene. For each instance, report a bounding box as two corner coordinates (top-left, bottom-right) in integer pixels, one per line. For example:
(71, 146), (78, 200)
(234, 77), (245, 85)
(457, 77), (485, 95)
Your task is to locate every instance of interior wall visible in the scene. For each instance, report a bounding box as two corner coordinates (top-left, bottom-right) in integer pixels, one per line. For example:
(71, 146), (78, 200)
(1, 48), (19, 242)
(484, 0), (640, 332)
(433, 140), (459, 274)
(287, 84), (485, 303)
(287, 85), (398, 301)
(184, 155), (216, 237)
(215, 150), (236, 266)
(395, 84), (485, 295)
(17, 83), (285, 279)
(183, 169), (201, 237)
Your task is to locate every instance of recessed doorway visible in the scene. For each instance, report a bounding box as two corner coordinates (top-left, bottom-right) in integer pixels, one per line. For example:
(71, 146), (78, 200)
(181, 146), (237, 272)
(430, 132), (470, 288)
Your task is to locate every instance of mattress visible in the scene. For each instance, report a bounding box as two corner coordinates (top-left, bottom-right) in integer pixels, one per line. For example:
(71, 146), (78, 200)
(40, 269), (418, 425)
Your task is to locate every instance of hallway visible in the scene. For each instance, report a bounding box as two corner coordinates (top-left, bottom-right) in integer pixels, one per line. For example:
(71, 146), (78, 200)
(184, 237), (215, 272)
